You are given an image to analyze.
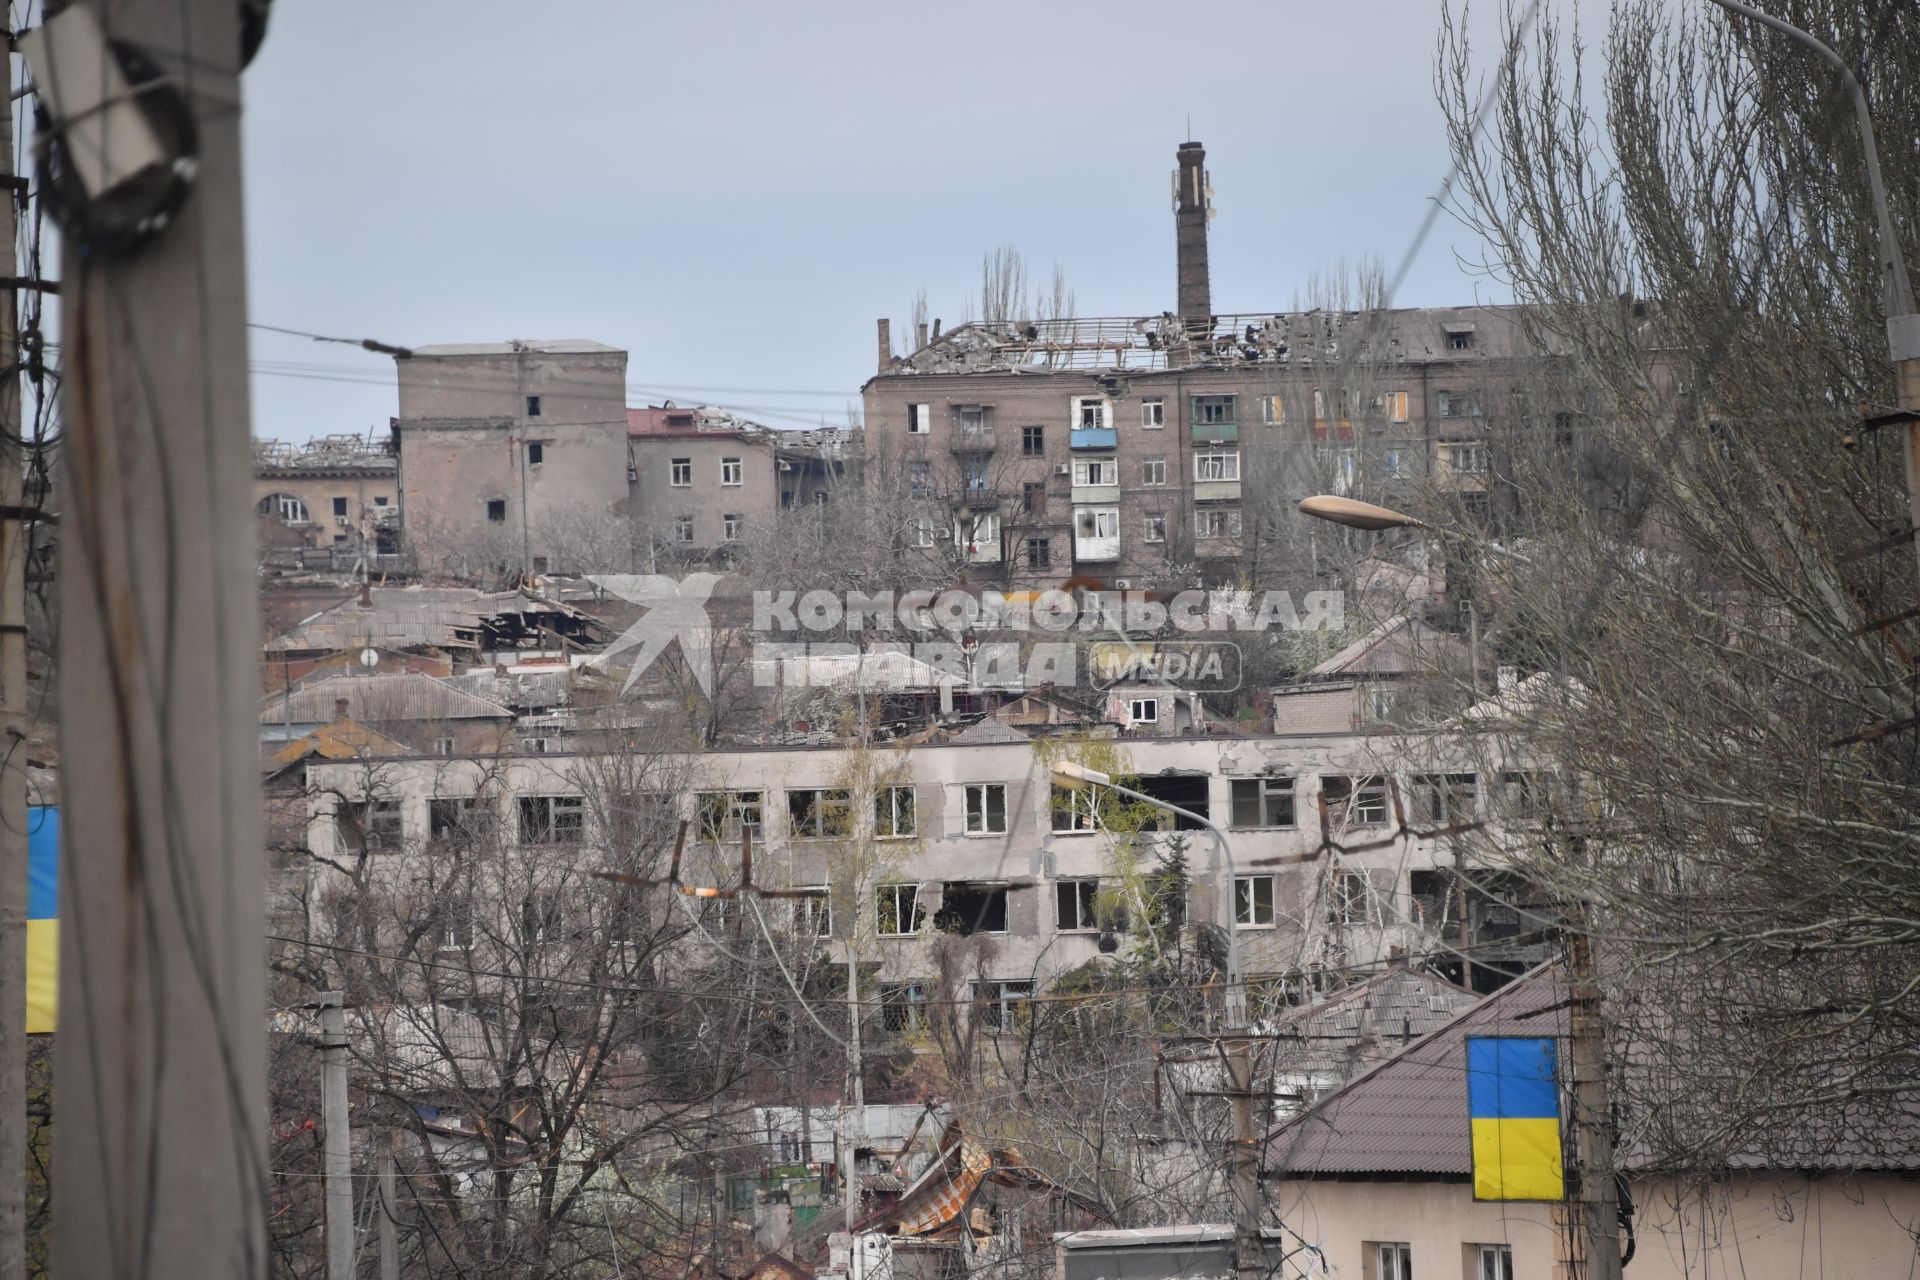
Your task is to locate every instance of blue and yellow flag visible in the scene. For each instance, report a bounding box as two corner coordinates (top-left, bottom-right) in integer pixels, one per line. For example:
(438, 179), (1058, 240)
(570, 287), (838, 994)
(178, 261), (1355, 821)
(1467, 1035), (1563, 1200)
(26, 805), (57, 1033)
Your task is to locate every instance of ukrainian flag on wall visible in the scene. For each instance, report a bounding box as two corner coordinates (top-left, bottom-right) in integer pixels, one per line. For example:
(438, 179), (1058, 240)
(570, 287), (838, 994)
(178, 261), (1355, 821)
(26, 805), (57, 1033)
(1467, 1035), (1563, 1200)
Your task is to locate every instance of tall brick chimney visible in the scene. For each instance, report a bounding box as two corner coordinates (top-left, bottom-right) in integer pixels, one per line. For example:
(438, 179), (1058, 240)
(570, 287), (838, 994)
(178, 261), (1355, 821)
(1174, 141), (1212, 325)
(876, 319), (892, 376)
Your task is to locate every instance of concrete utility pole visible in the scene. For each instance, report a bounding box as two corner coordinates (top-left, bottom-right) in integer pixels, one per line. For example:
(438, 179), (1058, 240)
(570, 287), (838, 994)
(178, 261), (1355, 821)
(0, 36), (26, 1280)
(319, 994), (353, 1280)
(377, 1130), (400, 1280)
(843, 943), (866, 1242)
(1566, 932), (1623, 1280)
(46, 2), (267, 1276)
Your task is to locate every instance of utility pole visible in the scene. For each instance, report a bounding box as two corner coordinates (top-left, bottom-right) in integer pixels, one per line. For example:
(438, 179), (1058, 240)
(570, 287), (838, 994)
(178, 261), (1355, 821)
(45, 2), (267, 1278)
(0, 30), (25, 1280)
(1567, 931), (1623, 1280)
(377, 1130), (400, 1280)
(319, 994), (354, 1280)
(842, 942), (866, 1247)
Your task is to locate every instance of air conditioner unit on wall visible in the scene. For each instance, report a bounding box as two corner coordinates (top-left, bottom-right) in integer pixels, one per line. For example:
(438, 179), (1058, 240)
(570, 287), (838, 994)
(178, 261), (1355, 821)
(1054, 464), (1071, 476)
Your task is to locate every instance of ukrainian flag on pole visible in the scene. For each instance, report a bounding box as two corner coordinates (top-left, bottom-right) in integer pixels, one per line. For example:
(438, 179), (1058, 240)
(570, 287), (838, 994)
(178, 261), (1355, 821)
(1467, 1035), (1564, 1200)
(26, 805), (57, 1034)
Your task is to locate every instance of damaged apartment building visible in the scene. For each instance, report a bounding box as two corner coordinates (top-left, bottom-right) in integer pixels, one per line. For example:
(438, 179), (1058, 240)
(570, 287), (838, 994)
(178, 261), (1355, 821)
(302, 725), (1558, 1042)
(861, 140), (1572, 590)
(388, 339), (853, 577)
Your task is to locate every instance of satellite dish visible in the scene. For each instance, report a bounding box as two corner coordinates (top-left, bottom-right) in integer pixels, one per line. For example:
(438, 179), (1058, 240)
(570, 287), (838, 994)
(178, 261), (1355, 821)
(359, 648), (379, 669)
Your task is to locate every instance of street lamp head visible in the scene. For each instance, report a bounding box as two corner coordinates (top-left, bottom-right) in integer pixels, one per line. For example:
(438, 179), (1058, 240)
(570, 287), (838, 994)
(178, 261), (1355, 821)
(1298, 494), (1426, 531)
(1050, 760), (1112, 790)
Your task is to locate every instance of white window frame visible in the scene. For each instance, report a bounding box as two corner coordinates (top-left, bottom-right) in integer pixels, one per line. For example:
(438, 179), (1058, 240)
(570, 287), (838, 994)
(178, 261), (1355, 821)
(877, 883), (924, 937)
(721, 456), (743, 486)
(1475, 1244), (1514, 1280)
(1331, 870), (1372, 925)
(518, 794), (584, 845)
(670, 457), (693, 487)
(673, 515), (695, 544)
(955, 513), (1000, 555)
(1196, 508), (1242, 539)
(788, 788), (854, 840)
(1194, 449), (1240, 482)
(792, 890), (833, 938)
(1140, 398), (1165, 429)
(963, 783), (1007, 835)
(1129, 697), (1159, 724)
(875, 785), (916, 839)
(1446, 439), (1488, 474)
(1076, 507), (1120, 540)
(1072, 457), (1118, 487)
(698, 790), (764, 843)
(1141, 458), (1166, 487)
(1235, 874), (1277, 928)
(432, 736), (455, 757)
(1051, 784), (1101, 834)
(1071, 396), (1111, 431)
(1377, 1243), (1413, 1280)
(906, 403), (931, 434)
(1143, 513), (1167, 544)
(722, 513), (743, 542)
(977, 979), (1033, 1031)
(1383, 445), (1406, 479)
(910, 515), (936, 549)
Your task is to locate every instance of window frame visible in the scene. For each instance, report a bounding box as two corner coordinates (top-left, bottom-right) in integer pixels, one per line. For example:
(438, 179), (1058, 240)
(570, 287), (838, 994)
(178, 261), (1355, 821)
(1195, 508), (1242, 539)
(1071, 395), (1111, 431)
(1475, 1243), (1514, 1280)
(1194, 449), (1241, 482)
(1229, 777), (1297, 830)
(722, 513), (743, 542)
(875, 785), (917, 839)
(963, 782), (1008, 835)
(1140, 398), (1165, 429)
(1129, 697), (1159, 724)
(1375, 1242), (1413, 1280)
(1235, 874), (1277, 928)
(876, 883), (924, 937)
(1072, 457), (1118, 487)
(906, 403), (931, 434)
(1141, 457), (1167, 486)
(720, 456), (744, 486)
(1190, 393), (1237, 426)
(518, 794), (585, 846)
(787, 788), (854, 840)
(1056, 879), (1102, 933)
(1021, 424), (1045, 457)
(669, 457), (693, 486)
(698, 790), (764, 844)
(1051, 783), (1102, 834)
(672, 514), (696, 544)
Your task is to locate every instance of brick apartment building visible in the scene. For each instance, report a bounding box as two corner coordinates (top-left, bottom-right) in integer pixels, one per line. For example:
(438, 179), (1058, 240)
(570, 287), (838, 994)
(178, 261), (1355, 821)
(255, 433), (399, 555)
(860, 141), (1557, 590)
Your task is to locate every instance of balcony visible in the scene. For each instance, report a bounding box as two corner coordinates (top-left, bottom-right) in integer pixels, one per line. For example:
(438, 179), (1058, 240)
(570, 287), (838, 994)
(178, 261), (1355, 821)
(1193, 480), (1241, 503)
(1072, 535), (1120, 562)
(1069, 427), (1117, 450)
(949, 426), (996, 454)
(1070, 484), (1121, 505)
(1190, 420), (1238, 444)
(958, 483), (1000, 509)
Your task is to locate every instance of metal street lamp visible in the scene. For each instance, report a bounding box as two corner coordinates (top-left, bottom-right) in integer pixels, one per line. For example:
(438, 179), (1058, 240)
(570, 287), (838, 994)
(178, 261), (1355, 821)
(1297, 494), (1426, 532)
(1048, 759), (1265, 1279)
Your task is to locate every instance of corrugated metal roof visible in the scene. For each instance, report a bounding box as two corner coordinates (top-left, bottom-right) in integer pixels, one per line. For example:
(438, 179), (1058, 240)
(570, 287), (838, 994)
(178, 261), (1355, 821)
(260, 673), (512, 724)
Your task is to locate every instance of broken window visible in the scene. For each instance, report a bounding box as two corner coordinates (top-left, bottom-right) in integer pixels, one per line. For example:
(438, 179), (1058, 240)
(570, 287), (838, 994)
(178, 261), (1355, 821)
(1022, 481), (1045, 515)
(963, 783), (1006, 835)
(722, 513), (742, 542)
(527, 441), (544, 466)
(1024, 538), (1052, 569)
(874, 786), (916, 838)
(429, 797), (492, 842)
(259, 492), (310, 523)
(1446, 329), (1475, 351)
(1128, 773), (1212, 829)
(1143, 513), (1167, 543)
(1075, 507), (1120, 540)
(1194, 449), (1240, 482)
(1056, 880), (1106, 933)
(1409, 869), (1459, 935)
(518, 795), (585, 846)
(1190, 394), (1237, 425)
(1140, 398), (1165, 428)
(1435, 391), (1483, 419)
(1321, 775), (1388, 828)
(787, 788), (852, 840)
(1022, 425), (1045, 456)
(936, 883), (1008, 935)
(486, 499), (506, 523)
(1072, 396), (1110, 430)
(1381, 390), (1410, 422)
(1444, 440), (1486, 474)
(526, 394), (542, 416)
(1413, 772), (1479, 825)
(880, 982), (928, 1032)
(1230, 777), (1296, 829)
(673, 515), (695, 544)
(910, 515), (936, 548)
(439, 899), (476, 951)
(791, 890), (832, 938)
(1051, 784), (1101, 834)
(976, 980), (1033, 1031)
(670, 458), (693, 486)
(1497, 770), (1546, 819)
(364, 799), (404, 851)
(520, 893), (564, 944)
(908, 460), (933, 496)
(1330, 870), (1371, 925)
(1235, 875), (1277, 927)
(906, 404), (931, 434)
(1072, 457), (1118, 487)
(1195, 508), (1241, 539)
(876, 883), (924, 937)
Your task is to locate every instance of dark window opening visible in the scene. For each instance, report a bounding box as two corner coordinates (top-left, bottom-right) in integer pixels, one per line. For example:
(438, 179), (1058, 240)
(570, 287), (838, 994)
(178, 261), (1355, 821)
(430, 797), (492, 842)
(880, 983), (928, 1032)
(332, 496), (348, 517)
(1022, 481), (1046, 515)
(487, 499), (507, 523)
(936, 883), (1008, 935)
(1025, 537), (1051, 569)
(528, 441), (544, 465)
(1447, 331), (1474, 350)
(526, 394), (542, 416)
(1022, 425), (1045, 456)
(1129, 773), (1211, 829)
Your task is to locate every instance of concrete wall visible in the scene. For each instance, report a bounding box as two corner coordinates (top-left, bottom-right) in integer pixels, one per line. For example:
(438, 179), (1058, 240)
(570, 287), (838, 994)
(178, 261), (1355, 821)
(302, 732), (1524, 994)
(630, 432), (780, 559)
(394, 345), (631, 574)
(254, 470), (399, 549)
(1268, 1173), (1920, 1280)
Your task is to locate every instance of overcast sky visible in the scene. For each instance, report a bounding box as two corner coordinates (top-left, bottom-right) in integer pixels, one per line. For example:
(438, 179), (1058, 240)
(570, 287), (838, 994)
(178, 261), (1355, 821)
(241, 1), (1583, 442)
